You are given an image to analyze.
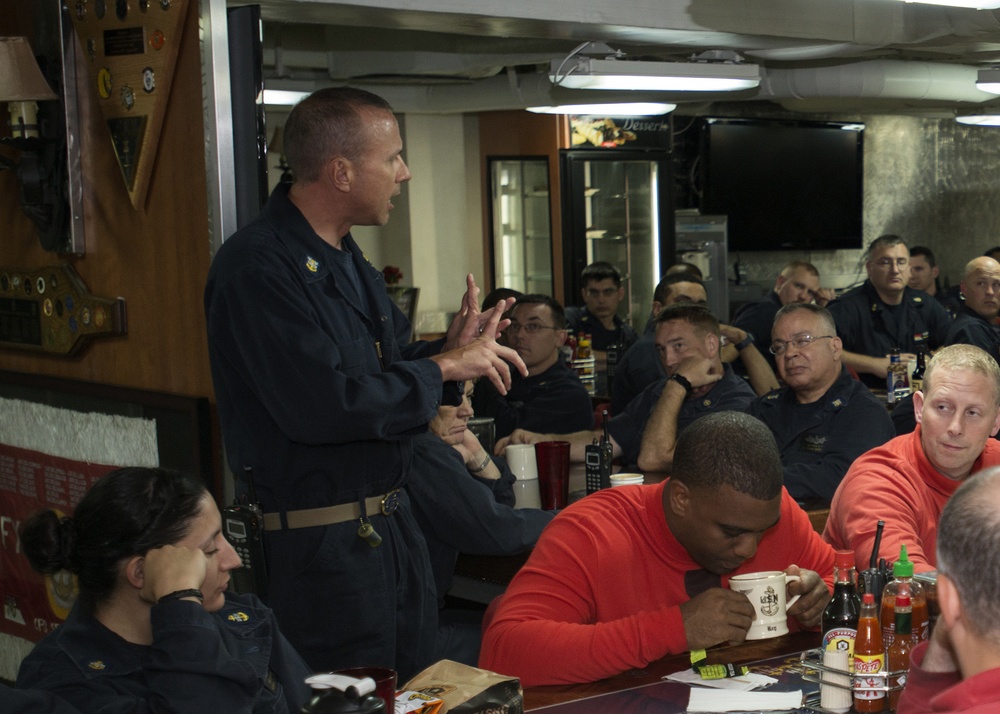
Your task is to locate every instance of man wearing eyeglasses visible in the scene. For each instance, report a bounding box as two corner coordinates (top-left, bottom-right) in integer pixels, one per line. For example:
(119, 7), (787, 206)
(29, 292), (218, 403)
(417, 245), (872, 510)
(746, 304), (895, 503)
(565, 262), (639, 365)
(472, 294), (594, 441)
(732, 260), (827, 376)
(828, 234), (953, 389)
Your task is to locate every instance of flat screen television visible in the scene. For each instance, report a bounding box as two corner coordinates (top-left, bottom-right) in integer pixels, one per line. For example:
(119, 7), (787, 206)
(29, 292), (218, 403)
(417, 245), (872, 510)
(700, 118), (864, 252)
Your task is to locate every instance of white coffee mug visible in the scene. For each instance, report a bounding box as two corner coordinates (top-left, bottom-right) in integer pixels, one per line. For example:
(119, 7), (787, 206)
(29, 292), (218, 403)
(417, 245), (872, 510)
(505, 444), (541, 509)
(609, 472), (644, 488)
(729, 570), (802, 640)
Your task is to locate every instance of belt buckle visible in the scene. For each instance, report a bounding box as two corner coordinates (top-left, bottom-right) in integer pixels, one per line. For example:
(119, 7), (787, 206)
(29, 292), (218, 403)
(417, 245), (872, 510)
(380, 489), (401, 516)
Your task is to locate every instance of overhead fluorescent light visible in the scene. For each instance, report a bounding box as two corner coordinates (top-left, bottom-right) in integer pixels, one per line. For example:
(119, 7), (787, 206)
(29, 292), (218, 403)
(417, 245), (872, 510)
(956, 114), (1000, 125)
(894, 0), (1000, 7)
(527, 102), (676, 116)
(549, 58), (760, 92)
(977, 68), (1000, 95)
(262, 89), (310, 107)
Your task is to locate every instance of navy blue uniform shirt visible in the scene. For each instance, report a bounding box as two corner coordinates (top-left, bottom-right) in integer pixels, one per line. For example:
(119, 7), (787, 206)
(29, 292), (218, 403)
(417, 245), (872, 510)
(732, 291), (783, 375)
(610, 334), (665, 416)
(945, 303), (1000, 360)
(828, 280), (952, 388)
(746, 366), (896, 502)
(472, 359), (594, 439)
(609, 364), (755, 468)
(565, 306), (639, 352)
(16, 593), (311, 714)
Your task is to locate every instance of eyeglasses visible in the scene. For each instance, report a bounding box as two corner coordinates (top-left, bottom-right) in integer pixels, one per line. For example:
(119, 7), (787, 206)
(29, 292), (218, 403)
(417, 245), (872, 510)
(871, 258), (909, 269)
(769, 335), (834, 355)
(506, 322), (561, 335)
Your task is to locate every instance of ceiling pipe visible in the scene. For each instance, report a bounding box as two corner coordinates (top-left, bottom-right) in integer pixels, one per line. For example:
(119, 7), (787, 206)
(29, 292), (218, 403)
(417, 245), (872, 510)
(265, 60), (998, 113)
(759, 60), (996, 103)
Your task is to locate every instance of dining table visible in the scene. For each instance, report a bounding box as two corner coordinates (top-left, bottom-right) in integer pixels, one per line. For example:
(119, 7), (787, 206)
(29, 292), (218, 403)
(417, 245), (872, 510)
(523, 630), (822, 711)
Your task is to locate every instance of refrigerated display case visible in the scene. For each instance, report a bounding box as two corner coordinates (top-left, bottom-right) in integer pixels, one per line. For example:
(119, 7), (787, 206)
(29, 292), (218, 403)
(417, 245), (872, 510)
(488, 158), (553, 296)
(675, 212), (730, 322)
(561, 149), (673, 332)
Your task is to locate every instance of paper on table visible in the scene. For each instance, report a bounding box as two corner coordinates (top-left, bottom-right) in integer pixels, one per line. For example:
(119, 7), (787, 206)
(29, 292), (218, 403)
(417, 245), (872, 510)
(686, 688), (803, 712)
(665, 668), (778, 691)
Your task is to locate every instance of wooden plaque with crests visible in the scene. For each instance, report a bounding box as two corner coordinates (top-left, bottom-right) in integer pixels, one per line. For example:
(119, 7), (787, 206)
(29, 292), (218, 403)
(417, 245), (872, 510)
(69, 0), (189, 210)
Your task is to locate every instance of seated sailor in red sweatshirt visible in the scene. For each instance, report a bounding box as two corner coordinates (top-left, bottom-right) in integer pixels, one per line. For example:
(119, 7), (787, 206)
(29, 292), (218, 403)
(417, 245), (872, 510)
(480, 410), (835, 686)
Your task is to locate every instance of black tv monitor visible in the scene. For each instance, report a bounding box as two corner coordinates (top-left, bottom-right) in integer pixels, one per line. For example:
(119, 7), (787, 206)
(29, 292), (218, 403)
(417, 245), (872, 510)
(700, 118), (864, 252)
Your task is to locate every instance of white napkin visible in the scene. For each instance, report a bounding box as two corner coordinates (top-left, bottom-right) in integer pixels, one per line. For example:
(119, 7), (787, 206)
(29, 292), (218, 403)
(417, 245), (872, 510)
(686, 688), (803, 712)
(665, 668), (778, 691)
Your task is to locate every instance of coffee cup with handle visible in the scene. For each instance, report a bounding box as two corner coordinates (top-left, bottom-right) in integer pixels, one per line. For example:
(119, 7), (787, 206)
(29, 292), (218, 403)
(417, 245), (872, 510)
(728, 570), (801, 640)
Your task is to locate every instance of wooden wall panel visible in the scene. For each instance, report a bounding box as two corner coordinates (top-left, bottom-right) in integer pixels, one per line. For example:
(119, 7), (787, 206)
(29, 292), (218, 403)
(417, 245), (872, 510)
(0, 0), (212, 401)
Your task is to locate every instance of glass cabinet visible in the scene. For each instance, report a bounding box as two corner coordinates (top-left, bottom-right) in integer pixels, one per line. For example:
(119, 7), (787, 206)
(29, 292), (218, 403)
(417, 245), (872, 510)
(488, 158), (553, 296)
(562, 150), (669, 332)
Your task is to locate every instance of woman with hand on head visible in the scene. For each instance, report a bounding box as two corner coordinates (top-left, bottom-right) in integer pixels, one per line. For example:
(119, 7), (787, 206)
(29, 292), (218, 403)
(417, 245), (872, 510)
(15, 467), (312, 713)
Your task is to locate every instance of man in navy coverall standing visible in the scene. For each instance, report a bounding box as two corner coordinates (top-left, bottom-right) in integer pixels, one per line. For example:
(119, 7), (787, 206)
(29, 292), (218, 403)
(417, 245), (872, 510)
(204, 87), (524, 679)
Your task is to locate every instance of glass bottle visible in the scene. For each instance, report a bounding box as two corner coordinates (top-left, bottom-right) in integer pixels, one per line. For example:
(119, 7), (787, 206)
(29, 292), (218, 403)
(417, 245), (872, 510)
(910, 349), (926, 393)
(562, 330), (577, 365)
(886, 348), (910, 406)
(822, 550), (861, 662)
(853, 592), (886, 712)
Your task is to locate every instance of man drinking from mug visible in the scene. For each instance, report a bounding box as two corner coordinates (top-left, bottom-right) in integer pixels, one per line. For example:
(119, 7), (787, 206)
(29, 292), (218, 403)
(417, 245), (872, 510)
(480, 411), (834, 686)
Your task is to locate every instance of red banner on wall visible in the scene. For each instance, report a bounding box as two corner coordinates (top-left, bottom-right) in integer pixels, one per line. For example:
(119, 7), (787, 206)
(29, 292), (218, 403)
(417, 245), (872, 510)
(0, 444), (115, 643)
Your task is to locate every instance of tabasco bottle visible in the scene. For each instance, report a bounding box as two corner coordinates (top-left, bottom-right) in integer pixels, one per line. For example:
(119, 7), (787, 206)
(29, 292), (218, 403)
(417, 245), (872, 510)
(822, 550), (861, 662)
(887, 594), (914, 711)
(854, 592), (886, 712)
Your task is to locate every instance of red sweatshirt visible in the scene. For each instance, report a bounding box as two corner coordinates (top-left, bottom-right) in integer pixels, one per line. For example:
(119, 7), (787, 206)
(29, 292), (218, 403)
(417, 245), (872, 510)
(479, 480), (834, 686)
(897, 641), (1000, 714)
(824, 426), (1000, 573)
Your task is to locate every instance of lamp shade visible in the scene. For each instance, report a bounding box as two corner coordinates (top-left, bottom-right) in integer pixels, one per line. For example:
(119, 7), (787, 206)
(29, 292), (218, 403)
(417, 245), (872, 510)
(0, 37), (58, 101)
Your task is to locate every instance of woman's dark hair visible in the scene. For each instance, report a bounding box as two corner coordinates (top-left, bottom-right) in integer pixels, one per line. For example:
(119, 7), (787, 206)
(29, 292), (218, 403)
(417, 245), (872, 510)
(20, 467), (208, 607)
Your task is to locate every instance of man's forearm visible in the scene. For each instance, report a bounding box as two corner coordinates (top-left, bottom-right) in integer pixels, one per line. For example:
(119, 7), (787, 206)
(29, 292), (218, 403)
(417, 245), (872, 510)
(840, 350), (889, 379)
(637, 381), (686, 472)
(738, 344), (779, 395)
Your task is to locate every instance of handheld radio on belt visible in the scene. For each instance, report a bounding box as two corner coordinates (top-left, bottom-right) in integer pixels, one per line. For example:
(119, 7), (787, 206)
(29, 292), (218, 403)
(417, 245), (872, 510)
(222, 466), (269, 601)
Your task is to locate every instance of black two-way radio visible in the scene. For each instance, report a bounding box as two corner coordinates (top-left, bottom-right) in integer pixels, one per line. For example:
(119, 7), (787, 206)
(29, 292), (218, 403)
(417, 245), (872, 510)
(585, 410), (614, 494)
(222, 466), (269, 601)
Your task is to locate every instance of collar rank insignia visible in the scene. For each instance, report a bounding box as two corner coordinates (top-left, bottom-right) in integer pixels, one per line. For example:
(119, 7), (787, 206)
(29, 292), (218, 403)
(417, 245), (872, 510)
(88, 660), (106, 670)
(305, 257), (319, 273)
(914, 296), (923, 303)
(832, 398), (844, 408)
(227, 611), (250, 623)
